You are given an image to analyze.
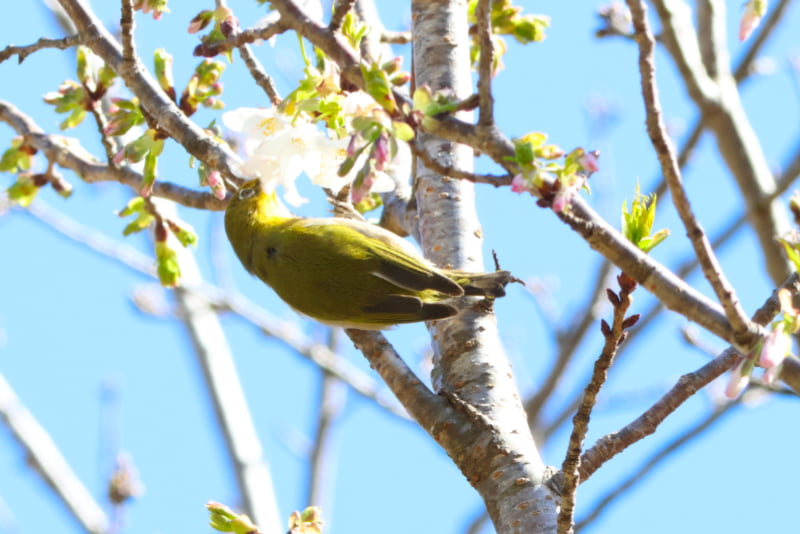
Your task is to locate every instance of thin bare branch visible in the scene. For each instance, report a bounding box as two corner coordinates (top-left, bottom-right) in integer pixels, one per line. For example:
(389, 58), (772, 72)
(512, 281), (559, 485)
(539, 211), (745, 444)
(305, 332), (346, 509)
(0, 34), (83, 64)
(577, 272), (799, 482)
(165, 200), (282, 533)
(87, 103), (118, 162)
(475, 0), (494, 127)
(647, 0), (719, 105)
(558, 275), (636, 534)
(649, 0), (791, 201)
(412, 143), (512, 187)
(627, 0), (754, 345)
(381, 30), (411, 44)
(56, 0), (243, 181)
(237, 44), (282, 106)
(650, 0), (793, 286)
(0, 100), (226, 210)
(575, 401), (739, 532)
(345, 329), (448, 428)
(560, 197), (757, 347)
(195, 22), (288, 60)
(16, 200), (408, 418)
(578, 348), (737, 481)
(696, 0), (727, 79)
(526, 261), (614, 429)
(119, 0), (135, 63)
(0, 373), (109, 534)
(329, 0), (357, 32)
(733, 0), (793, 83)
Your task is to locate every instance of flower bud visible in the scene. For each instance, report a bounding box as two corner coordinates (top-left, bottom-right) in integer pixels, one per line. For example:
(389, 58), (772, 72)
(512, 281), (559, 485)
(188, 10), (214, 33)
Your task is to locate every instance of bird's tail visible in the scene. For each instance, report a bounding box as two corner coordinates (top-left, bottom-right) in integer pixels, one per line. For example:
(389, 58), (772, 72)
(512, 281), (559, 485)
(448, 270), (522, 299)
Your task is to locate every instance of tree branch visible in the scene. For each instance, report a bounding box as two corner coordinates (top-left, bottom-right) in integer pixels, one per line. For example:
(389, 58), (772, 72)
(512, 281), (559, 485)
(18, 200), (407, 418)
(574, 400), (739, 532)
(627, 0), (755, 345)
(577, 272), (799, 481)
(558, 275), (636, 534)
(55, 0), (243, 181)
(650, 0), (793, 286)
(0, 34), (83, 64)
(475, 0), (494, 128)
(0, 373), (109, 534)
(0, 100), (226, 210)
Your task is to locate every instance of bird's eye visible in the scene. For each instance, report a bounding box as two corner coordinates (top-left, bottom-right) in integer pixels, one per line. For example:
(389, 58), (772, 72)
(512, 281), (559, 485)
(239, 187), (256, 200)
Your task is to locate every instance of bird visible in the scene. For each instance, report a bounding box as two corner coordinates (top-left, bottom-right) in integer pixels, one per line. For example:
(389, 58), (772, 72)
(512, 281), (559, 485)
(224, 178), (515, 330)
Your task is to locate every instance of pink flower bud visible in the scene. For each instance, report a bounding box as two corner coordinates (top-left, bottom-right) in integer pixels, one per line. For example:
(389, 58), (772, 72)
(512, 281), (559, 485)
(346, 135), (358, 157)
(220, 15), (239, 37)
(739, 0), (767, 41)
(206, 170), (221, 188)
(552, 189), (570, 213)
(212, 182), (227, 200)
(724, 359), (749, 399)
(373, 134), (390, 171)
(351, 173), (376, 204)
(113, 147), (127, 165)
(511, 174), (528, 194)
(759, 325), (790, 370)
(579, 150), (600, 174)
(762, 364), (781, 386)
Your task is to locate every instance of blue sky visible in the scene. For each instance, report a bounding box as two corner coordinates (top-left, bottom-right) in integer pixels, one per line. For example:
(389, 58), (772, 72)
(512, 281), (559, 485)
(2, 2), (800, 534)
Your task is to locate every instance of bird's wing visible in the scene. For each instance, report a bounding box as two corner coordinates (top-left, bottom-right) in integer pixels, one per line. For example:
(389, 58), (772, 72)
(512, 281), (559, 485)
(296, 218), (464, 296)
(361, 294), (458, 321)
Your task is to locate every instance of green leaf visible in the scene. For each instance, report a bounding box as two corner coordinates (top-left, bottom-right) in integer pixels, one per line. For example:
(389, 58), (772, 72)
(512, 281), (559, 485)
(6, 176), (40, 207)
(155, 241), (180, 287)
(392, 121), (414, 141)
(118, 196), (146, 218)
(621, 185), (669, 253)
(167, 220), (198, 247)
(122, 213), (155, 236)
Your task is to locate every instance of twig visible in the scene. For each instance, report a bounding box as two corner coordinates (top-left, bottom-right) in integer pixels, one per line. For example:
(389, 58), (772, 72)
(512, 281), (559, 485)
(411, 143), (512, 187)
(0, 373), (109, 534)
(329, 0), (357, 32)
(649, 0), (792, 286)
(0, 34), (83, 64)
(119, 0), (136, 64)
(626, 0), (754, 345)
(539, 211), (745, 443)
(164, 199), (282, 533)
(577, 272), (799, 482)
(237, 44), (282, 106)
(775, 142), (800, 199)
(475, 0), (494, 127)
(381, 30), (411, 44)
(560, 197), (756, 348)
(0, 100), (227, 211)
(526, 260), (614, 428)
(18, 200), (408, 418)
(195, 22), (288, 57)
(345, 329), (455, 431)
(305, 331), (346, 510)
(557, 274), (637, 534)
(56, 0), (243, 181)
(647, 0), (718, 105)
(574, 401), (739, 532)
(87, 103), (118, 163)
(733, 0), (793, 83)
(696, 0), (726, 79)
(648, 0), (789, 205)
(578, 347), (737, 482)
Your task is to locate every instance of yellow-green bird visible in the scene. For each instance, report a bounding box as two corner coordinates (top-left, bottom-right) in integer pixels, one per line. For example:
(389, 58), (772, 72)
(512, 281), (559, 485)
(224, 179), (514, 330)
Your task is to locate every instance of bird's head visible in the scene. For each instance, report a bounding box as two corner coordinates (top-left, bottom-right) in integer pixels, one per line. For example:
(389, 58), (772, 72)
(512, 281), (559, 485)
(226, 178), (293, 221)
